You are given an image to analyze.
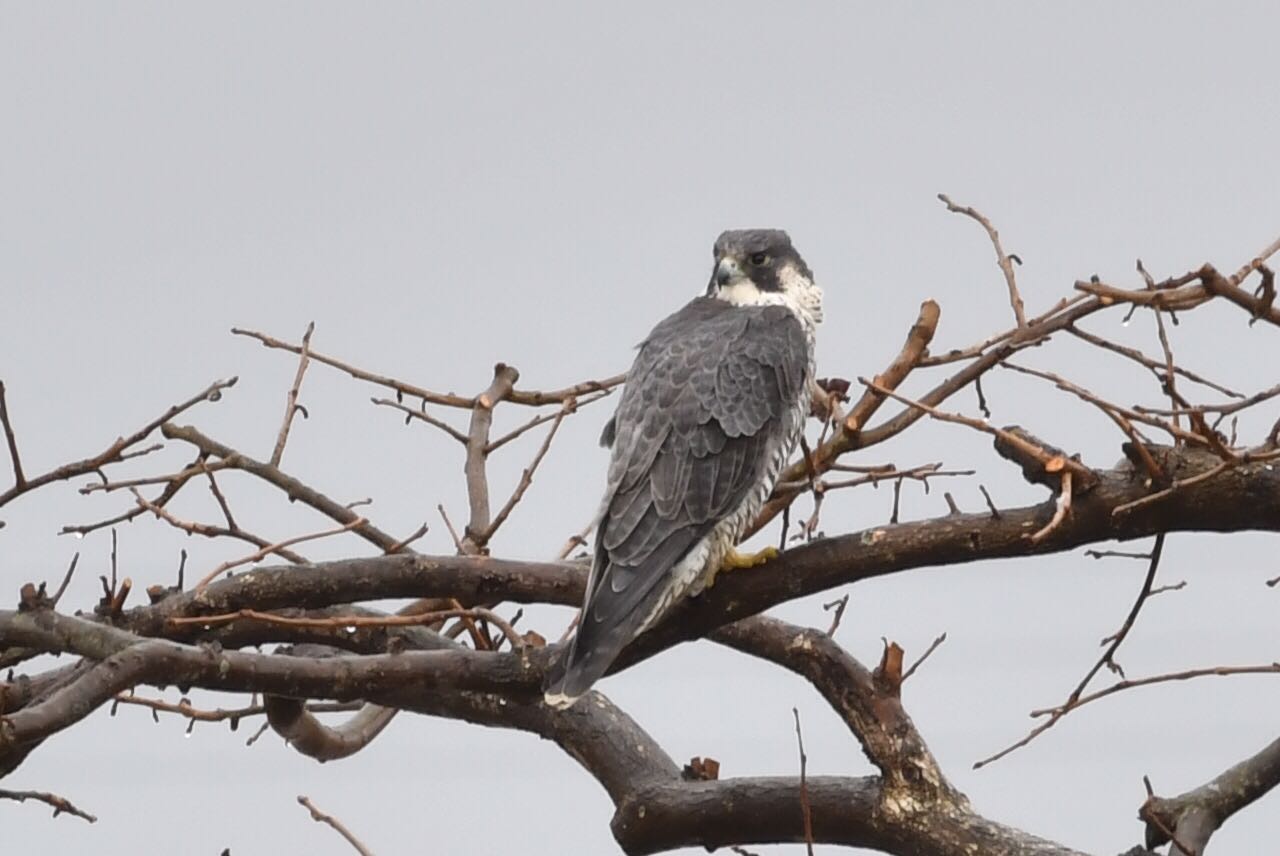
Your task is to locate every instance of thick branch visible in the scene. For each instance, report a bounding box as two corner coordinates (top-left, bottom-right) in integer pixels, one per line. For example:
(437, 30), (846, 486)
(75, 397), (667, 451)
(6, 444), (1276, 854)
(266, 697), (398, 762)
(611, 776), (1088, 856)
(86, 445), (1280, 680)
(1143, 734), (1280, 852)
(624, 444), (1280, 670)
(1201, 262), (1280, 327)
(0, 611), (546, 755)
(462, 363), (520, 546)
(116, 553), (582, 638)
(713, 616), (952, 801)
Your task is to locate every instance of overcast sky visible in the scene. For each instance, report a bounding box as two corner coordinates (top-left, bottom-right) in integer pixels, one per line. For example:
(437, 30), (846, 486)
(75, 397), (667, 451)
(3, 3), (1278, 854)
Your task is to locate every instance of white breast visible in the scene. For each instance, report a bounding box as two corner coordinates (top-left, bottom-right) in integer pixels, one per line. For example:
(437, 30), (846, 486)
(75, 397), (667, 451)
(714, 261), (824, 334)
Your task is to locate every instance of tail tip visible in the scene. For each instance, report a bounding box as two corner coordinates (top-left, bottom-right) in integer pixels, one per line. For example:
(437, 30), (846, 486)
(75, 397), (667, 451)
(543, 688), (582, 709)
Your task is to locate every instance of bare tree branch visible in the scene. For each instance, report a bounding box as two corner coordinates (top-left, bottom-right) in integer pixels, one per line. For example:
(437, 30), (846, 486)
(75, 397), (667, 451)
(0, 381), (26, 488)
(976, 534), (1168, 767)
(297, 795), (376, 856)
(4, 225), (1280, 856)
(271, 321), (315, 467)
(161, 422), (404, 552)
(938, 193), (1027, 327)
(1142, 734), (1280, 853)
(0, 377), (236, 509)
(462, 363), (520, 550)
(0, 787), (97, 823)
(270, 698), (398, 763)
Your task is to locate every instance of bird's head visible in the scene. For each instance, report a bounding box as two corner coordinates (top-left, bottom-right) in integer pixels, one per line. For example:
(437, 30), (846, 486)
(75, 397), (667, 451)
(707, 229), (822, 322)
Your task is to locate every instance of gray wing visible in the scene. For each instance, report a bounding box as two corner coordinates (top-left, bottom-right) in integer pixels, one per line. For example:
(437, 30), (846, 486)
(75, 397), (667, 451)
(550, 297), (808, 698)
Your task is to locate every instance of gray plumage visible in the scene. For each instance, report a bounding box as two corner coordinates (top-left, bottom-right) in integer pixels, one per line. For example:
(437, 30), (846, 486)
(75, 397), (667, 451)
(545, 230), (821, 705)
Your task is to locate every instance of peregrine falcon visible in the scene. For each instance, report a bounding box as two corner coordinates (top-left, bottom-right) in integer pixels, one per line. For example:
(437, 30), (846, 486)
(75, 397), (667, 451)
(544, 230), (823, 707)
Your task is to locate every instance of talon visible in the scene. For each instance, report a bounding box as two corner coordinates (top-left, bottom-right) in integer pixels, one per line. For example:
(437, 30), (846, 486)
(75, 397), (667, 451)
(720, 545), (779, 572)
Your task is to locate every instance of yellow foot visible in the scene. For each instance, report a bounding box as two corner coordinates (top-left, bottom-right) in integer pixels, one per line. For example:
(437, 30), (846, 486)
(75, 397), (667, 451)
(720, 545), (779, 572)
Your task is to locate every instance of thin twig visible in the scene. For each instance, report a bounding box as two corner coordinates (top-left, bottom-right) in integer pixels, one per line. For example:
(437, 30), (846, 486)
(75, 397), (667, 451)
(0, 381), (26, 487)
(1000, 362), (1210, 449)
(50, 553), (80, 607)
(1067, 325), (1243, 399)
(938, 194), (1026, 327)
(919, 294), (1091, 367)
(791, 708), (815, 856)
(109, 528), (118, 594)
(232, 326), (623, 407)
(974, 375), (991, 418)
(1086, 549), (1153, 561)
(128, 487), (306, 565)
(978, 484), (1001, 519)
(1150, 303), (1182, 435)
(193, 518), (365, 589)
(387, 522), (430, 554)
(1033, 663), (1280, 720)
(235, 327), (473, 409)
(480, 402), (571, 546)
(822, 594), (850, 637)
(205, 465), (237, 529)
(485, 389), (612, 454)
(555, 518), (594, 560)
(1229, 232), (1280, 286)
(437, 504), (464, 553)
(297, 795), (376, 856)
(0, 376), (236, 508)
(371, 397), (468, 444)
(78, 458), (229, 495)
(0, 788), (97, 823)
(976, 534), (1167, 768)
(812, 463), (974, 492)
(113, 692), (359, 724)
(901, 633), (948, 682)
(271, 321), (315, 467)
(161, 421), (419, 553)
(1134, 381), (1280, 418)
(859, 377), (1097, 488)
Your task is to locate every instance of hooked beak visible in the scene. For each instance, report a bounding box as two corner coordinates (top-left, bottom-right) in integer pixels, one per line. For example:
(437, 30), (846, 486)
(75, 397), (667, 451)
(714, 256), (745, 287)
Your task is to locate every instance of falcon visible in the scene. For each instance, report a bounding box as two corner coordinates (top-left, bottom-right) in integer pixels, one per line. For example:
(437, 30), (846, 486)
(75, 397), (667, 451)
(544, 229), (823, 707)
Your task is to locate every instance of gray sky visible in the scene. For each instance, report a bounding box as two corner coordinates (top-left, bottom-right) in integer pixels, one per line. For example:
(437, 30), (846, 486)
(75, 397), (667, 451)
(3, 3), (1278, 853)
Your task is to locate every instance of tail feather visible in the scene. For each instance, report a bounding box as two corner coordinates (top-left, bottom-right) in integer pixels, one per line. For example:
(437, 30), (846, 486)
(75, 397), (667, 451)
(544, 525), (709, 708)
(542, 623), (632, 708)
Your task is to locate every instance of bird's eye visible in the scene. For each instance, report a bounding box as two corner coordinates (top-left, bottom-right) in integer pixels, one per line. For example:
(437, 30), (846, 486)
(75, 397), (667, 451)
(749, 252), (768, 266)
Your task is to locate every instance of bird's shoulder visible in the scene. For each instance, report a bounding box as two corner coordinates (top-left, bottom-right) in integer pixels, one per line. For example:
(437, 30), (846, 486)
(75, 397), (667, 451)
(639, 296), (802, 354)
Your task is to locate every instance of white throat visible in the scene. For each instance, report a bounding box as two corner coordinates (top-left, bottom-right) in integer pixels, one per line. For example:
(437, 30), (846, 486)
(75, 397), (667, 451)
(714, 262), (824, 330)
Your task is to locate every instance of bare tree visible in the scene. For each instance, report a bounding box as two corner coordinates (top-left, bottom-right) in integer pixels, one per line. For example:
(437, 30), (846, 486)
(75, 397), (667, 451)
(3, 198), (1279, 855)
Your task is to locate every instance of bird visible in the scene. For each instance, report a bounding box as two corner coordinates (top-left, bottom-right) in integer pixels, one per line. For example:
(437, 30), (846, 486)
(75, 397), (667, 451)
(544, 229), (823, 707)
